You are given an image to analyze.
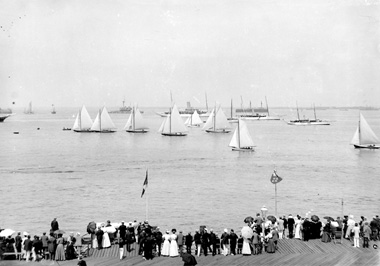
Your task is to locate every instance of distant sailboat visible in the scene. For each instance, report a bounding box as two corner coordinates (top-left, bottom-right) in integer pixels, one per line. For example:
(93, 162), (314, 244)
(158, 104), (188, 136)
(124, 106), (149, 133)
(51, 104), (56, 114)
(185, 110), (203, 127)
(227, 99), (238, 122)
(24, 101), (33, 114)
(287, 102), (329, 125)
(90, 106), (117, 133)
(229, 119), (255, 151)
(351, 113), (379, 149)
(202, 105), (231, 133)
(72, 105), (93, 132)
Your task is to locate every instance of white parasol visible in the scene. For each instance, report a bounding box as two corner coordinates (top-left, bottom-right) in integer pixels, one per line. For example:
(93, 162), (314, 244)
(0, 229), (15, 237)
(102, 226), (116, 233)
(241, 226), (253, 239)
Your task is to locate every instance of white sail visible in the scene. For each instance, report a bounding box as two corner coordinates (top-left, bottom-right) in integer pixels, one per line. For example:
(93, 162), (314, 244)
(358, 113), (379, 145)
(202, 108), (215, 130)
(91, 106), (117, 132)
(229, 119), (254, 148)
(214, 107), (230, 129)
(73, 105), (93, 131)
(350, 127), (360, 146)
(161, 104), (188, 135)
(124, 106), (149, 131)
(185, 110), (203, 126)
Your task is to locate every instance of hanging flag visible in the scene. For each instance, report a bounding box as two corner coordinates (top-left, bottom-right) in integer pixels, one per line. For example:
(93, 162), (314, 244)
(270, 170), (283, 184)
(141, 170), (148, 198)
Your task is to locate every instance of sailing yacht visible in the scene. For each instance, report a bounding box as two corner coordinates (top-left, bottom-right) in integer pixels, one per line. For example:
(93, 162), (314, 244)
(185, 110), (204, 127)
(351, 113), (379, 149)
(229, 119), (255, 151)
(51, 104), (56, 114)
(202, 105), (231, 133)
(72, 105), (93, 132)
(90, 106), (117, 133)
(124, 106), (149, 133)
(24, 101), (33, 114)
(158, 104), (188, 136)
(287, 103), (329, 125)
(239, 97), (280, 120)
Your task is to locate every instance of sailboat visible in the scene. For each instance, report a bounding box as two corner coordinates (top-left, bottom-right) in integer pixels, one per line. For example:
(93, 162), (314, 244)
(158, 104), (188, 136)
(239, 97), (280, 120)
(51, 104), (56, 114)
(202, 105), (231, 133)
(90, 106), (117, 133)
(229, 119), (255, 151)
(72, 105), (93, 132)
(351, 113), (379, 149)
(227, 99), (238, 122)
(24, 101), (33, 114)
(124, 106), (149, 133)
(185, 110), (204, 127)
(287, 103), (329, 125)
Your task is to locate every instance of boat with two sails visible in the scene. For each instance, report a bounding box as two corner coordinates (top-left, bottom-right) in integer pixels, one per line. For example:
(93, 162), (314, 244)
(90, 106), (117, 133)
(184, 110), (204, 127)
(72, 105), (93, 132)
(124, 106), (149, 133)
(229, 119), (255, 151)
(350, 113), (379, 149)
(202, 105), (231, 133)
(158, 104), (188, 136)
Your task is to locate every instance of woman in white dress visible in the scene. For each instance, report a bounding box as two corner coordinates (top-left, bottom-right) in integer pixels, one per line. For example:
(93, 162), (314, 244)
(161, 231), (171, 257)
(241, 226), (253, 255)
(294, 217), (302, 239)
(169, 229), (179, 257)
(101, 227), (111, 248)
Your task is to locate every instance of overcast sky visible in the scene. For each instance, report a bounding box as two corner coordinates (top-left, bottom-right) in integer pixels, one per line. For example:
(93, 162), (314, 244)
(1, 0), (379, 109)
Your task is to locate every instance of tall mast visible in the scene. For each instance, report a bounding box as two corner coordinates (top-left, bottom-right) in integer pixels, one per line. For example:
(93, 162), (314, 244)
(169, 107), (172, 134)
(79, 107), (82, 130)
(238, 119), (241, 148)
(313, 103), (317, 120)
(205, 92), (208, 111)
(132, 106), (136, 130)
(265, 96), (270, 116)
(296, 102), (300, 121)
(99, 108), (102, 132)
(230, 99), (233, 118)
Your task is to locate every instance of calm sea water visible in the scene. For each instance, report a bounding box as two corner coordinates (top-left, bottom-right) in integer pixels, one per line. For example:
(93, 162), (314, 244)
(0, 107), (379, 236)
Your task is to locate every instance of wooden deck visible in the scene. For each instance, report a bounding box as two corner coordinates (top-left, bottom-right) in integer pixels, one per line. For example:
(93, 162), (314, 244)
(1, 238), (379, 265)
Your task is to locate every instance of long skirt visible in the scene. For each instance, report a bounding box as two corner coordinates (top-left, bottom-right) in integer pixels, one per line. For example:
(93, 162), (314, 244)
(266, 239), (276, 253)
(242, 239), (251, 255)
(161, 240), (170, 256)
(102, 233), (111, 248)
(321, 232), (331, 243)
(55, 244), (65, 261)
(169, 240), (179, 257)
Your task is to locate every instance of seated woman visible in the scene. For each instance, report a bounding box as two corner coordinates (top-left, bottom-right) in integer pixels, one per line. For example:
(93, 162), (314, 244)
(321, 221), (332, 243)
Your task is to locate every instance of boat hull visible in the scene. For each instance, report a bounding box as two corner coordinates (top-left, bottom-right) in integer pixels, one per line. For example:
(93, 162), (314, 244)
(240, 116), (280, 121)
(231, 147), (254, 152)
(0, 114), (11, 122)
(353, 144), (380, 149)
(73, 129), (92, 133)
(287, 121), (330, 126)
(161, 132), (187, 136)
(205, 129), (231, 133)
(126, 129), (148, 133)
(90, 130), (117, 133)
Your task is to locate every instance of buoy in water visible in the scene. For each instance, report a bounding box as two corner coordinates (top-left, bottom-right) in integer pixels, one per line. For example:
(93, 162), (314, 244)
(13, 131), (19, 134)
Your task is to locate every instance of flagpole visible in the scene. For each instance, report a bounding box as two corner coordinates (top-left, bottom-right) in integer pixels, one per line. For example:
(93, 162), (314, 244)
(275, 183), (277, 217)
(146, 195), (148, 221)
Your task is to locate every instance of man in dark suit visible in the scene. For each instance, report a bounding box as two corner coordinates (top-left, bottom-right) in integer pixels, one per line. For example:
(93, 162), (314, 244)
(229, 229), (238, 255)
(95, 227), (104, 249)
(185, 232), (193, 254)
(283, 216), (288, 239)
(119, 222), (127, 242)
(153, 227), (163, 256)
(201, 229), (209, 256)
(288, 215), (295, 239)
(209, 229), (217, 256)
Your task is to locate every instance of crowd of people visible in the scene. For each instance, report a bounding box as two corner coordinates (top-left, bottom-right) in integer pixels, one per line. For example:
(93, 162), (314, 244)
(1, 213), (379, 265)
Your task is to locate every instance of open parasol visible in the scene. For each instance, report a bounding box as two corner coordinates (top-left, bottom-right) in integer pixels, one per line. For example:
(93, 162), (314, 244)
(102, 226), (116, 233)
(54, 229), (66, 235)
(241, 226), (253, 239)
(323, 216), (334, 221)
(311, 215), (319, 222)
(0, 229), (15, 237)
(267, 215), (277, 223)
(244, 216), (254, 224)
